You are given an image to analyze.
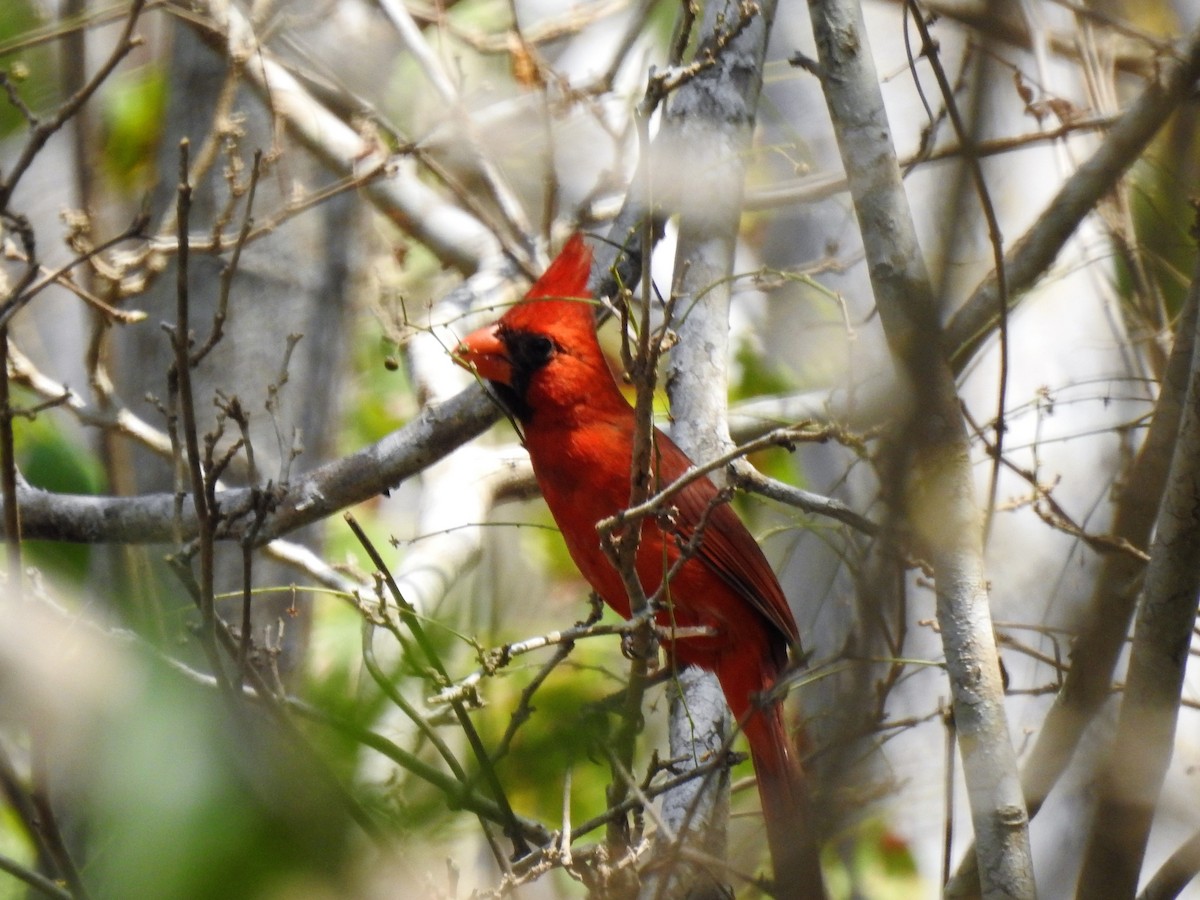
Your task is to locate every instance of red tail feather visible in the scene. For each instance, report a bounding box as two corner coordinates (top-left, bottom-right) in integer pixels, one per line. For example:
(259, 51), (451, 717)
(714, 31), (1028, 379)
(745, 702), (824, 899)
(717, 648), (824, 898)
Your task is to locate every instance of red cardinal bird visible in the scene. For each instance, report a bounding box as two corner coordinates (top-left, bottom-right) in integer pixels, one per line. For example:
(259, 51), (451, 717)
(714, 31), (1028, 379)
(455, 234), (824, 897)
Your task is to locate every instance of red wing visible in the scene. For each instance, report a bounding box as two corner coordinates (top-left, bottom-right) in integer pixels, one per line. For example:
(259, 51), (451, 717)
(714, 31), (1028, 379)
(651, 430), (800, 650)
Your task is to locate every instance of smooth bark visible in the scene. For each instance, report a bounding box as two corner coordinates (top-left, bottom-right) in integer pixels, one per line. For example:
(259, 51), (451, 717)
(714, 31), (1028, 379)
(1076, 253), (1200, 898)
(806, 0), (1034, 896)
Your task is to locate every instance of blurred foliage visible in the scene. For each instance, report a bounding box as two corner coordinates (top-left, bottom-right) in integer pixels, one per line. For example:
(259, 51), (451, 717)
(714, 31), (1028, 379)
(100, 63), (168, 193)
(14, 393), (105, 585)
(822, 819), (925, 900)
(338, 334), (417, 457)
(1111, 2), (1197, 325)
(302, 592), (375, 716)
(1126, 114), (1200, 319)
(732, 334), (797, 402)
(0, 1), (56, 140)
(476, 637), (624, 825)
(82, 663), (355, 900)
(0, 806), (34, 900)
(525, 505), (591, 585)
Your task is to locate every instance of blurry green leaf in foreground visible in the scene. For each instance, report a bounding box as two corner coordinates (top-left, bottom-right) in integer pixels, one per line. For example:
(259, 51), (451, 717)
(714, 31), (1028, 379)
(822, 818), (925, 900)
(0, 601), (358, 900)
(100, 63), (167, 192)
(14, 401), (105, 584)
(0, 1), (56, 140)
(477, 639), (617, 824)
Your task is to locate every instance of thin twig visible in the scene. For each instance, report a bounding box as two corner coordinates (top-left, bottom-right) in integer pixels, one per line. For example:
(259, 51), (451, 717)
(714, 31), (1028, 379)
(0, 210), (151, 327)
(344, 513), (531, 861)
(906, 2), (1011, 543)
(169, 139), (229, 693)
(0, 850), (72, 900)
(598, 424), (843, 537)
(192, 150), (263, 365)
(941, 702), (956, 889)
(361, 625), (468, 781)
(0, 331), (20, 595)
(0, 0), (146, 209)
(0, 743), (90, 899)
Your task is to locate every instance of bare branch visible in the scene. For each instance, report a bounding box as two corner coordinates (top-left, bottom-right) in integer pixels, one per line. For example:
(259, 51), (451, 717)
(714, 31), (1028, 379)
(946, 20), (1200, 374)
(946, 234), (1200, 900)
(807, 0), (1034, 895)
(1136, 828), (1200, 900)
(1076, 223), (1200, 898)
(0, 0), (147, 210)
(182, 0), (501, 272)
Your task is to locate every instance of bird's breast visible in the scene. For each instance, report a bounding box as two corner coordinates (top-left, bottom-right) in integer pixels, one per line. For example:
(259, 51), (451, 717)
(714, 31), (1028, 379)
(523, 421), (760, 665)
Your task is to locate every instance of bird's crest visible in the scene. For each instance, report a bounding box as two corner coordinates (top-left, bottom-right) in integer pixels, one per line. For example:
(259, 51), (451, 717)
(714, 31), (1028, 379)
(500, 233), (594, 333)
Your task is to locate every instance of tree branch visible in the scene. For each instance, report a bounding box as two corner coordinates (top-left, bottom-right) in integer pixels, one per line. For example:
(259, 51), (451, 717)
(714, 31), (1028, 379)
(946, 20), (1200, 375)
(1075, 224), (1200, 897)
(4, 379), (497, 544)
(640, 2), (823, 897)
(807, 0), (1034, 896)
(181, 0), (501, 273)
(946, 270), (1200, 898)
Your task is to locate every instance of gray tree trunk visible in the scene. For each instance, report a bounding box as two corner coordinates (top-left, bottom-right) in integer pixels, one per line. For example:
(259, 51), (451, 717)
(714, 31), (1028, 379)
(109, 20), (353, 679)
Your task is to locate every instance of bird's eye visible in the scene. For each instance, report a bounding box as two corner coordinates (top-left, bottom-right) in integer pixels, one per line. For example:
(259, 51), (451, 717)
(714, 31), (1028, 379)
(527, 335), (554, 364)
(510, 332), (555, 371)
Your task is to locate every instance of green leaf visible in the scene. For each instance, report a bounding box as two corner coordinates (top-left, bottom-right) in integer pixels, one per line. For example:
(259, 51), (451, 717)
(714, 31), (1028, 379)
(14, 402), (105, 584)
(0, 2), (56, 139)
(101, 64), (168, 192)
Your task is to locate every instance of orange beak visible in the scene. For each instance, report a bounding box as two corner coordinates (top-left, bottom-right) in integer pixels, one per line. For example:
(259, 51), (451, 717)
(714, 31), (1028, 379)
(454, 323), (514, 385)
